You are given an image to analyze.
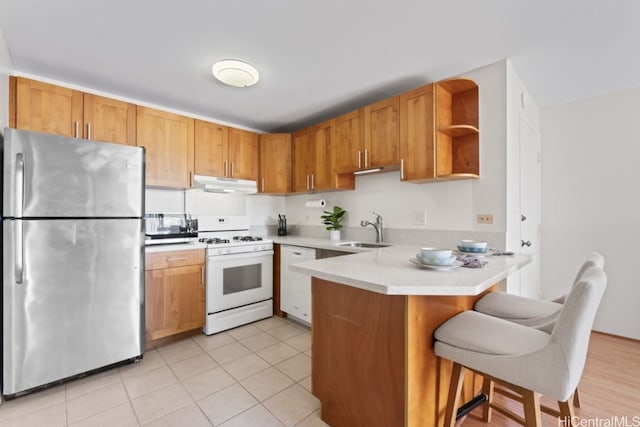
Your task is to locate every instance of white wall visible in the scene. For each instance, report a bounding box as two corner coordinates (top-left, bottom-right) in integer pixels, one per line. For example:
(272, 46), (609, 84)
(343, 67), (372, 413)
(0, 25), (13, 130)
(541, 87), (640, 340)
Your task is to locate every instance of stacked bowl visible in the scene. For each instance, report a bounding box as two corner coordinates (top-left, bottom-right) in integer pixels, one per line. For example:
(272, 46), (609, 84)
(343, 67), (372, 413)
(457, 240), (488, 254)
(417, 248), (457, 266)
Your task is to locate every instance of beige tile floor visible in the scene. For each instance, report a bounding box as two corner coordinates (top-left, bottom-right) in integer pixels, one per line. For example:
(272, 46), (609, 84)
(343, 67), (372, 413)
(0, 317), (328, 427)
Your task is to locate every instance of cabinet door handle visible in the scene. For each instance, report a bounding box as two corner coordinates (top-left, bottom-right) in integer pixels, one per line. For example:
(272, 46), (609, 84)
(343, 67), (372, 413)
(311, 174), (315, 190)
(306, 174), (310, 190)
(87, 122), (91, 140)
(201, 266), (205, 284)
(358, 150), (362, 169)
(400, 158), (405, 180)
(165, 256), (188, 262)
(364, 149), (369, 167)
(261, 178), (265, 192)
(74, 121), (79, 138)
(224, 161), (228, 177)
(231, 162), (235, 177)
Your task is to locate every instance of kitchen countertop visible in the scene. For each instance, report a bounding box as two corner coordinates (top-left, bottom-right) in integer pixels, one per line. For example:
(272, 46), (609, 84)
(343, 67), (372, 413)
(288, 242), (532, 296)
(268, 235), (370, 253)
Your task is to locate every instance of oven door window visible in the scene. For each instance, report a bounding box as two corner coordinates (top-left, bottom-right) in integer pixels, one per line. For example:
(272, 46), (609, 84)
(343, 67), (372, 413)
(223, 263), (262, 295)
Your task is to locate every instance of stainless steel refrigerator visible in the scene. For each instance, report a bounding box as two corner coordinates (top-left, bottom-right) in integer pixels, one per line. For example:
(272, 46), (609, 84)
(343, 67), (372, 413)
(1, 128), (145, 398)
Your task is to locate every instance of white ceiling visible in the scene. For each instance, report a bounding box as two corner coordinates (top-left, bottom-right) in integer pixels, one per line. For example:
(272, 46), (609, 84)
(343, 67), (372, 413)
(1, 0), (639, 132)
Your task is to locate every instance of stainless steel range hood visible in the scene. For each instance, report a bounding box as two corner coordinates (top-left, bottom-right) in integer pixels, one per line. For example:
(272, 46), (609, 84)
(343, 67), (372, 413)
(192, 175), (258, 194)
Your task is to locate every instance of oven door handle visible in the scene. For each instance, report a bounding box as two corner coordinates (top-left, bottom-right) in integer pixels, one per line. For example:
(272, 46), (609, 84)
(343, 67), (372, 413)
(207, 250), (274, 263)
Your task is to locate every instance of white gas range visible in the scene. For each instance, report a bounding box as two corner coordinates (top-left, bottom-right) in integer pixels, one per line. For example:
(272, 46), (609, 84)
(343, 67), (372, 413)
(197, 216), (274, 335)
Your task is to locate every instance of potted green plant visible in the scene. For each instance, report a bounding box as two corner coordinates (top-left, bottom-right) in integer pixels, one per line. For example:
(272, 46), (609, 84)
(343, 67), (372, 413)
(321, 205), (346, 240)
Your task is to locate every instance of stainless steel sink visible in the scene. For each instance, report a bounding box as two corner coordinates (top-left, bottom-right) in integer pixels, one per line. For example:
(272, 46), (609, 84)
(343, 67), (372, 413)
(337, 242), (392, 248)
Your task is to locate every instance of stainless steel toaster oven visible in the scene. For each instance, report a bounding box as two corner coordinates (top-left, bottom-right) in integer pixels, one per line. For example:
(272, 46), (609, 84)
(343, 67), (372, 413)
(144, 213), (198, 245)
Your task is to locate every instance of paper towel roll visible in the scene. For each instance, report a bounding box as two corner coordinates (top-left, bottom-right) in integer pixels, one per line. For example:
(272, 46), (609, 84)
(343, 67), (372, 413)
(305, 199), (326, 208)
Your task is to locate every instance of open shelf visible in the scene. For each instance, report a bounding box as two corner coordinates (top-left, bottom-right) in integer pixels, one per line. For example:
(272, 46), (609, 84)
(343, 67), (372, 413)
(438, 124), (479, 138)
(436, 173), (480, 181)
(436, 78), (479, 179)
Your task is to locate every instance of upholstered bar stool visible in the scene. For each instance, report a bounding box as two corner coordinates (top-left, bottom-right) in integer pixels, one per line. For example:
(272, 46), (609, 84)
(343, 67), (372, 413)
(434, 267), (607, 427)
(474, 252), (604, 327)
(474, 252), (604, 407)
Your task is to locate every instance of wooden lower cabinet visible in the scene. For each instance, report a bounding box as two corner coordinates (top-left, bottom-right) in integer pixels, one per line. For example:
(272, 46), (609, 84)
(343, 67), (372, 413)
(145, 250), (205, 342)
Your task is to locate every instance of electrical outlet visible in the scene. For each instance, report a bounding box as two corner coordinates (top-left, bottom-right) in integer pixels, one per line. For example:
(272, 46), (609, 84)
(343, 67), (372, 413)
(477, 214), (494, 224)
(412, 211), (427, 225)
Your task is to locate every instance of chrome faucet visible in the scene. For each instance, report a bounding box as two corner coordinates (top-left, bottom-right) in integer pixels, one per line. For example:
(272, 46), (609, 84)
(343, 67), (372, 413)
(360, 212), (383, 243)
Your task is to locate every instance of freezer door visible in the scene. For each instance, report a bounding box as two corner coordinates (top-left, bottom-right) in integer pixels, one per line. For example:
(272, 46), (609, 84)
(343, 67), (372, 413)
(3, 128), (144, 218)
(2, 218), (144, 395)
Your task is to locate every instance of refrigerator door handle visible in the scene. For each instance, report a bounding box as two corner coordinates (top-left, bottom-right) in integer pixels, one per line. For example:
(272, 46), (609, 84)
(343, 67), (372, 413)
(15, 153), (25, 284)
(15, 220), (23, 284)
(16, 152), (25, 217)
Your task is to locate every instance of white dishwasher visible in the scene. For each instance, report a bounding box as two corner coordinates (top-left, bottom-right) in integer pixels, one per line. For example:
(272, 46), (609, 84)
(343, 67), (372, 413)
(280, 245), (316, 325)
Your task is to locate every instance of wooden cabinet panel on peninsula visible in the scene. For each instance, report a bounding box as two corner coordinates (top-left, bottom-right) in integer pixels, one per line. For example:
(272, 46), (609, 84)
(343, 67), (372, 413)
(145, 250), (205, 342)
(259, 133), (292, 194)
(137, 106), (194, 188)
(10, 77), (136, 145)
(194, 121), (258, 181)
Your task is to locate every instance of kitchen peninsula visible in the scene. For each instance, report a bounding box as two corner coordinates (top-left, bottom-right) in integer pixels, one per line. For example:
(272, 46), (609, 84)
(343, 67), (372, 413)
(290, 246), (531, 427)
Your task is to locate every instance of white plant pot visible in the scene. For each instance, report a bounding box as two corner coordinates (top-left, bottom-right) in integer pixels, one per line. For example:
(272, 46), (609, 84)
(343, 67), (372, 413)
(330, 230), (341, 240)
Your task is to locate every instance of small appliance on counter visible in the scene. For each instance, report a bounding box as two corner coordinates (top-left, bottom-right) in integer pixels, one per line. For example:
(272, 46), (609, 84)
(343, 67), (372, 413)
(144, 213), (198, 245)
(277, 214), (287, 236)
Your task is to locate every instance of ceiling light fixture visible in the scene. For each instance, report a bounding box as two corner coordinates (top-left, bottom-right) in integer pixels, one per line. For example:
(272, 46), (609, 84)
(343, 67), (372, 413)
(211, 59), (259, 88)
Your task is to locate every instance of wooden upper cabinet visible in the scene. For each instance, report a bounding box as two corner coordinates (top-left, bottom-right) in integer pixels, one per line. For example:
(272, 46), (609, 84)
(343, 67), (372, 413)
(194, 119), (228, 177)
(363, 96), (400, 169)
(399, 84), (436, 182)
(194, 121), (258, 181)
(292, 128), (313, 192)
(333, 109), (362, 174)
(259, 133), (292, 194)
(136, 106), (194, 189)
(12, 77), (83, 138)
(11, 77), (135, 145)
(228, 128), (259, 180)
(310, 119), (334, 191)
(83, 94), (136, 145)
